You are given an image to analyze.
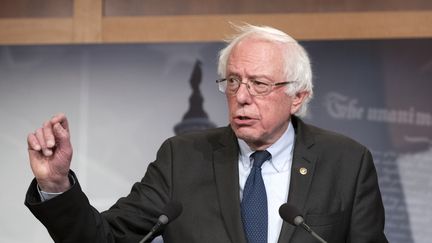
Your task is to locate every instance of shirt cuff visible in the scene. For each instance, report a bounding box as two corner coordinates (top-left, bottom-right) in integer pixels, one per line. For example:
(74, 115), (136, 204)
(37, 174), (76, 202)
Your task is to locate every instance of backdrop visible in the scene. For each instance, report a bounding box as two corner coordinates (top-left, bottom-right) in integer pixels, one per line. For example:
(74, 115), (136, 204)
(0, 39), (431, 242)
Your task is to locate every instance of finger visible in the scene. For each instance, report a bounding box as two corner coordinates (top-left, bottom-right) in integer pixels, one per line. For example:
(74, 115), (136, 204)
(43, 121), (55, 148)
(27, 133), (41, 151)
(35, 128), (53, 157)
(50, 113), (65, 124)
(60, 117), (70, 133)
(53, 122), (71, 148)
(50, 113), (70, 132)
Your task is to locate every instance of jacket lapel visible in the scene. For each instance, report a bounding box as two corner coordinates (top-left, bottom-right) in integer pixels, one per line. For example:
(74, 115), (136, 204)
(278, 117), (317, 243)
(213, 127), (247, 243)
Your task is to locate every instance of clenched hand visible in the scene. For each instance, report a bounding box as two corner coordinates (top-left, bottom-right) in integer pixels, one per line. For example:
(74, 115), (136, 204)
(27, 113), (73, 192)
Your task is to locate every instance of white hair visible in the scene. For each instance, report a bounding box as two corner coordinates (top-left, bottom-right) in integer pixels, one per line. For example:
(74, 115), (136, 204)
(217, 24), (313, 117)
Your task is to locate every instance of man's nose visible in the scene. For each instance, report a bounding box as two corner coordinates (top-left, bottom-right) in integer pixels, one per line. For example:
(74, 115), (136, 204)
(235, 82), (252, 104)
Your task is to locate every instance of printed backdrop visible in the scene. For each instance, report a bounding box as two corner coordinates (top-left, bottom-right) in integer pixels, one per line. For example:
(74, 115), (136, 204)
(0, 39), (430, 242)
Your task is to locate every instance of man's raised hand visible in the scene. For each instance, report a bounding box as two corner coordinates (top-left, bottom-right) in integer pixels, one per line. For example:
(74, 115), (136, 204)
(27, 113), (73, 192)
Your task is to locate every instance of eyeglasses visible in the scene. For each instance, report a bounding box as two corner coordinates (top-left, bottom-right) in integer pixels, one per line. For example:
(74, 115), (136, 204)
(216, 76), (294, 96)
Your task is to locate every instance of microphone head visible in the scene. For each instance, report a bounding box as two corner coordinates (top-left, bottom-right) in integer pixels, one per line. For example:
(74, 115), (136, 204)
(279, 203), (304, 226)
(160, 200), (183, 224)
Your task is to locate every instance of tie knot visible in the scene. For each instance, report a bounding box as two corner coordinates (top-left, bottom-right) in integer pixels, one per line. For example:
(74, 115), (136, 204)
(251, 150), (271, 168)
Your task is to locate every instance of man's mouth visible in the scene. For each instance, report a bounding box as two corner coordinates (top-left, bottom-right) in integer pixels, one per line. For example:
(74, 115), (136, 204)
(234, 115), (256, 125)
(238, 116), (251, 120)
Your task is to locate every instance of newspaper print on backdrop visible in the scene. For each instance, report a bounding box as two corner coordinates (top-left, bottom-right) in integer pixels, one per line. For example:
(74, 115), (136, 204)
(303, 39), (432, 243)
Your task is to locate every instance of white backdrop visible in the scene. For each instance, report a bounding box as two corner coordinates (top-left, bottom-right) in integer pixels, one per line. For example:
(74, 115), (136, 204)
(0, 43), (228, 243)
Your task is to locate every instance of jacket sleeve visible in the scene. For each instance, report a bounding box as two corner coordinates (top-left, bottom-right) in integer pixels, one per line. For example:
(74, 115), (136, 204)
(24, 139), (174, 243)
(348, 148), (388, 243)
(25, 170), (114, 243)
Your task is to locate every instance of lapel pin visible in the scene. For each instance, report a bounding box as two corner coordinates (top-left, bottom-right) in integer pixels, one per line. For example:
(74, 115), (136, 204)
(299, 167), (308, 175)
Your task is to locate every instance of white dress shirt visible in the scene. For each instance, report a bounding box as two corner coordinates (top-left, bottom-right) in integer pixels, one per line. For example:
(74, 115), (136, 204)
(238, 121), (294, 243)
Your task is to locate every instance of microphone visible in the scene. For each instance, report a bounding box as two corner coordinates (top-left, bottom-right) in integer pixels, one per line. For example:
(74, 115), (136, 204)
(279, 203), (328, 243)
(139, 201), (183, 243)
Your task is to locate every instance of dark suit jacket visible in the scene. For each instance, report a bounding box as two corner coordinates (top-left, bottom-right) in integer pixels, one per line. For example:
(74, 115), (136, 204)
(25, 116), (388, 243)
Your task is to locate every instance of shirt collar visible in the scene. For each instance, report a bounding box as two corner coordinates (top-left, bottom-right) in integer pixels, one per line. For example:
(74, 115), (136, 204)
(238, 121), (295, 171)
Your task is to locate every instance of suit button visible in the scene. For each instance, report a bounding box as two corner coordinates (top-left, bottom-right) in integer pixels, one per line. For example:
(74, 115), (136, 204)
(299, 167), (307, 175)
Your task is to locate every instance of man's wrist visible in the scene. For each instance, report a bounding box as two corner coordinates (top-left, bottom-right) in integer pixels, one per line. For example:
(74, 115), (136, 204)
(37, 174), (75, 201)
(37, 175), (71, 193)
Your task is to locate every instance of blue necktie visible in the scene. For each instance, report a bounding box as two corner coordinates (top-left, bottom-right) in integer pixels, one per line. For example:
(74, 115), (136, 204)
(241, 150), (271, 243)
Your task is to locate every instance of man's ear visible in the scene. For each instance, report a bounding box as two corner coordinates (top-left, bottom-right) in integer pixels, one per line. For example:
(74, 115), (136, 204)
(290, 91), (309, 114)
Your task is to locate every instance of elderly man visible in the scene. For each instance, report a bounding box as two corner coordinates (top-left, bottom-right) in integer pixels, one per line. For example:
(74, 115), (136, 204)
(25, 24), (388, 243)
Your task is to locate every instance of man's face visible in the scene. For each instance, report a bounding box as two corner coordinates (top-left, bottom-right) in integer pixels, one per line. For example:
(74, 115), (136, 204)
(226, 38), (304, 150)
